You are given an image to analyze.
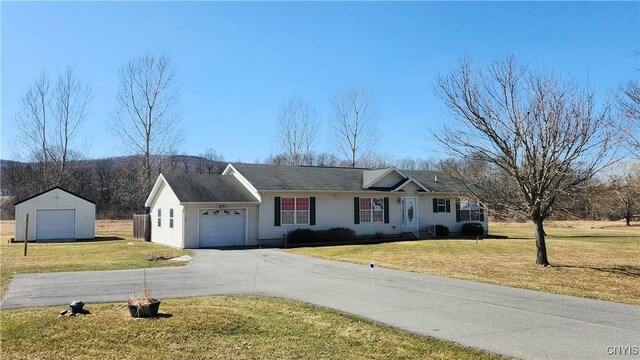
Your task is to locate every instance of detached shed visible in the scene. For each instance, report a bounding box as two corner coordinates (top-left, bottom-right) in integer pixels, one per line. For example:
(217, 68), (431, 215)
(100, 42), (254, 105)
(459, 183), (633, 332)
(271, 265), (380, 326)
(14, 187), (96, 242)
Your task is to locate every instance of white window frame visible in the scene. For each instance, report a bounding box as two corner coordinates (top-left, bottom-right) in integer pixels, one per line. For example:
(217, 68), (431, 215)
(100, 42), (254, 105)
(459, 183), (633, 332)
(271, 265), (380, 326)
(460, 200), (483, 221)
(360, 197), (384, 224)
(281, 197), (310, 226)
(169, 208), (174, 228)
(437, 198), (447, 212)
(157, 208), (162, 227)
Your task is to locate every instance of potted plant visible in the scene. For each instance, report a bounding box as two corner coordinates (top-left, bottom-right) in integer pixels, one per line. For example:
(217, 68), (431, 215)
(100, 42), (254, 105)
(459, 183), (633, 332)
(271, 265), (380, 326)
(128, 269), (161, 318)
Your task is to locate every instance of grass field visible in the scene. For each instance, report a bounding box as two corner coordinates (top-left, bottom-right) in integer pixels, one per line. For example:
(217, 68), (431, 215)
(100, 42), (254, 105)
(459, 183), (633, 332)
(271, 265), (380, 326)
(0, 220), (191, 298)
(0, 295), (501, 360)
(289, 221), (640, 305)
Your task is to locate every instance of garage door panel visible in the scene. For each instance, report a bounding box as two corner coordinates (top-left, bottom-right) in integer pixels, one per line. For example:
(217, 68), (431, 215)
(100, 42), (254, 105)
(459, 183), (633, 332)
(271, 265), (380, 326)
(36, 209), (75, 240)
(198, 209), (245, 247)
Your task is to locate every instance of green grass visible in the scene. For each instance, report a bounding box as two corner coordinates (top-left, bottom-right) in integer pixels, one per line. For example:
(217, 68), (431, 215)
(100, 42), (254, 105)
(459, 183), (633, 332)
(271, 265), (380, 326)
(0, 296), (502, 360)
(289, 221), (640, 305)
(0, 220), (192, 298)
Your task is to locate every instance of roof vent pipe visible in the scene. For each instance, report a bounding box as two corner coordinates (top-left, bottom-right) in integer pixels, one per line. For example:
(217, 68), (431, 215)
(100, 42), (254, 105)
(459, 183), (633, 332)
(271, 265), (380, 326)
(434, 175), (438, 183)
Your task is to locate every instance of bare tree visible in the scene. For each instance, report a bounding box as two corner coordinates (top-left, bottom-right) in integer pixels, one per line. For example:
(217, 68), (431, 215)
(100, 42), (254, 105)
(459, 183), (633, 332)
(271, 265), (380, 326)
(14, 72), (51, 186)
(199, 148), (224, 174)
(618, 80), (640, 155)
(273, 98), (320, 165)
(51, 68), (93, 180)
(14, 69), (92, 188)
(609, 162), (640, 225)
(330, 86), (381, 167)
(110, 54), (183, 187)
(433, 56), (618, 266)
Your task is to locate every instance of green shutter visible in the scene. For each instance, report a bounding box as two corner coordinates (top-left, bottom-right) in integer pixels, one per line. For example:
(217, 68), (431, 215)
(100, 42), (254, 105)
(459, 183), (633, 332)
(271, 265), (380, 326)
(455, 199), (461, 222)
(445, 198), (451, 213)
(310, 197), (316, 225)
(383, 197), (389, 223)
(274, 197), (281, 226)
(354, 197), (360, 224)
(433, 198), (438, 213)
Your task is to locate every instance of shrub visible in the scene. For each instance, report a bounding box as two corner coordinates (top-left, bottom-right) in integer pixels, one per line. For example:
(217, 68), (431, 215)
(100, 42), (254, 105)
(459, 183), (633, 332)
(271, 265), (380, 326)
(434, 225), (449, 237)
(323, 227), (356, 242)
(286, 228), (318, 244)
(286, 227), (356, 244)
(461, 223), (484, 236)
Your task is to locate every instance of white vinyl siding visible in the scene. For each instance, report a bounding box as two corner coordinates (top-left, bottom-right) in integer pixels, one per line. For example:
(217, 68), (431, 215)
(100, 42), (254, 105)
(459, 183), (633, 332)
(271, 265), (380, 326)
(260, 192), (401, 240)
(14, 188), (95, 242)
(148, 182), (183, 248)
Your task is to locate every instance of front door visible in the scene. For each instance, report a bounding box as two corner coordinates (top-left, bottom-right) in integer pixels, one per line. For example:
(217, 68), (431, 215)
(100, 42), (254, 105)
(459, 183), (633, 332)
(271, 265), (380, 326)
(402, 197), (418, 230)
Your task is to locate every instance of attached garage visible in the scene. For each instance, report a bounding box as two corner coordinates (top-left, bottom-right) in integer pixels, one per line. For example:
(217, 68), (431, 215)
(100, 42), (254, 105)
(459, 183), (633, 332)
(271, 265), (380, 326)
(198, 209), (246, 247)
(145, 173), (260, 249)
(14, 187), (96, 242)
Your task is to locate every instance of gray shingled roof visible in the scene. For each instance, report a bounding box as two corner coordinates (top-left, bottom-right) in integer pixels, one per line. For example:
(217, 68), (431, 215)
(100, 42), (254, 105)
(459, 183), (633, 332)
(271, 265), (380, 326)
(162, 173), (258, 203)
(402, 170), (466, 193)
(231, 163), (465, 193)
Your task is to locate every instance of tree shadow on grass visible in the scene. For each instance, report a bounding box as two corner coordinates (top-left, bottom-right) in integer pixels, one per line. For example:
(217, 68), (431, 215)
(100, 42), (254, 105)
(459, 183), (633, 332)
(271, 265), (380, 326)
(552, 264), (640, 277)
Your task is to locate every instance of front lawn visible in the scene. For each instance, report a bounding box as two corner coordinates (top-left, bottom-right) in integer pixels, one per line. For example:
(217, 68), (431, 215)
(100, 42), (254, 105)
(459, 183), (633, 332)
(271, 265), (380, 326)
(0, 220), (192, 298)
(0, 295), (501, 360)
(289, 221), (640, 305)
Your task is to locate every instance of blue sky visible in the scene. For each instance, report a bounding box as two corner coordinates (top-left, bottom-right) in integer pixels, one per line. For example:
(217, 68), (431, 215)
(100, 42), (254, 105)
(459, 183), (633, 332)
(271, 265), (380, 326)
(2, 1), (638, 163)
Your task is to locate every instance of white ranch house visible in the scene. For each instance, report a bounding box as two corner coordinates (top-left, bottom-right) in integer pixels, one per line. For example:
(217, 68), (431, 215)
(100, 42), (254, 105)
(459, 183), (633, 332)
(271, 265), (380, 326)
(145, 163), (488, 248)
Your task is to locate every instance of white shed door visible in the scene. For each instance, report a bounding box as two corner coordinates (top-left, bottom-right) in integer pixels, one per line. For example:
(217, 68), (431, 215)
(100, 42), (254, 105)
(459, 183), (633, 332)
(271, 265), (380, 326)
(198, 209), (246, 247)
(36, 209), (76, 240)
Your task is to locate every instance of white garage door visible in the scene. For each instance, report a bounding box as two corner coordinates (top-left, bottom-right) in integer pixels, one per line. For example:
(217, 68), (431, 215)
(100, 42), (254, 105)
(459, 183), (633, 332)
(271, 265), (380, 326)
(36, 209), (76, 240)
(198, 209), (246, 247)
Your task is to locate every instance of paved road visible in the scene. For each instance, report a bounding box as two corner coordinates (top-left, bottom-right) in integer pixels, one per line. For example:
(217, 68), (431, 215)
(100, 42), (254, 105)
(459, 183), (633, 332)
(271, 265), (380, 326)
(2, 249), (639, 359)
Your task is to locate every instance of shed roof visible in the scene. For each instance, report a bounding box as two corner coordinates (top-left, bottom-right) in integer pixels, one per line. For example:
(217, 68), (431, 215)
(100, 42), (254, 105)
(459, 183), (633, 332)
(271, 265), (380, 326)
(14, 186), (96, 206)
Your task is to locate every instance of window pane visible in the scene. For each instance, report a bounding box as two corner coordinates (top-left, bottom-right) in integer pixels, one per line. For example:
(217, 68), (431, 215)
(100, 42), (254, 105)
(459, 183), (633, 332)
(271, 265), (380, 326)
(158, 209), (161, 216)
(372, 210), (383, 223)
(438, 198), (446, 206)
(360, 198), (371, 210)
(360, 210), (371, 223)
(281, 211), (294, 225)
(296, 198), (309, 210)
(461, 210), (470, 221)
(169, 208), (174, 217)
(169, 218), (174, 228)
(281, 198), (295, 211)
(372, 198), (383, 210)
(296, 210), (309, 224)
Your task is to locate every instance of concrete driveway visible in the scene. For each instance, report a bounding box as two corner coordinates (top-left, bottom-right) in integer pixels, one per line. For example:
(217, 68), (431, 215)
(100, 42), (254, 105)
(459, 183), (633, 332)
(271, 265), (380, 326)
(2, 248), (638, 360)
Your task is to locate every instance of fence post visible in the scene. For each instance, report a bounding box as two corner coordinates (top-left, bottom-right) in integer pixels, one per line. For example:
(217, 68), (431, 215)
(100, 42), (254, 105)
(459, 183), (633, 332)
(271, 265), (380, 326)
(24, 213), (29, 256)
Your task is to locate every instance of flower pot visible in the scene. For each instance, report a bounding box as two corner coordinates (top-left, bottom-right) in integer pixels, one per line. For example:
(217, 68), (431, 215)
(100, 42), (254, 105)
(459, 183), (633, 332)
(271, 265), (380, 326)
(128, 298), (161, 318)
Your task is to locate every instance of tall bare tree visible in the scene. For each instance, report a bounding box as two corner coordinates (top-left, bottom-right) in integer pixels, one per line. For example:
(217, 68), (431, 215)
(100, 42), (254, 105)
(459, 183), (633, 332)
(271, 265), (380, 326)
(273, 97), (320, 165)
(110, 54), (183, 188)
(52, 68), (93, 178)
(14, 69), (92, 188)
(434, 56), (618, 266)
(609, 162), (640, 226)
(14, 72), (51, 186)
(618, 80), (640, 155)
(330, 86), (381, 167)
